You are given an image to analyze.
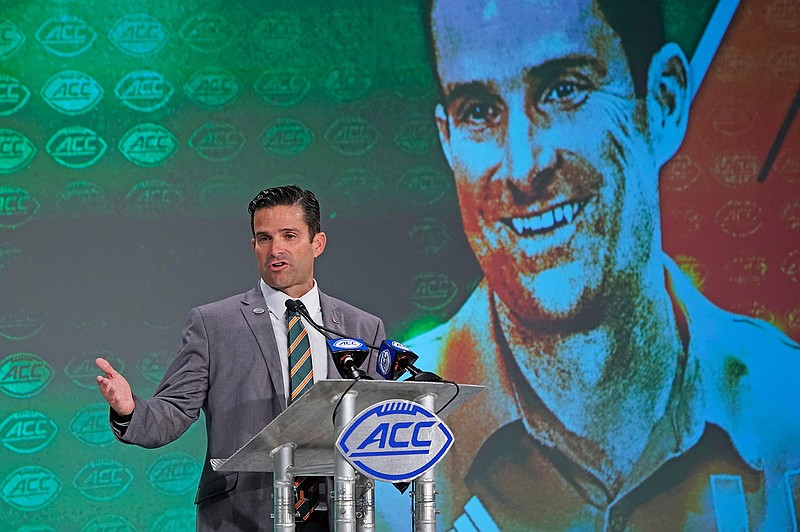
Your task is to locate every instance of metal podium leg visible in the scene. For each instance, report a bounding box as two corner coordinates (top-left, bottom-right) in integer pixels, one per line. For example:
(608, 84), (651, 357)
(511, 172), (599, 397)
(333, 391), (358, 532)
(355, 474), (375, 531)
(271, 443), (297, 532)
(412, 393), (438, 532)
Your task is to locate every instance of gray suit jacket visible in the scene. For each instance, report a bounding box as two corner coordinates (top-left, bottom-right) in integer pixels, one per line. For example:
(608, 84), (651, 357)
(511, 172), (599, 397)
(116, 283), (386, 530)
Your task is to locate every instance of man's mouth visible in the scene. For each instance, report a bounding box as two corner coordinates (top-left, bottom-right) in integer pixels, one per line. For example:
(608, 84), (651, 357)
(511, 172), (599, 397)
(504, 200), (586, 236)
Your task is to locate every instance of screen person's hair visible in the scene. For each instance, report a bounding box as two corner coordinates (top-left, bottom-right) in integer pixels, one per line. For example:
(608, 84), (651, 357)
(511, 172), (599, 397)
(424, 0), (666, 98)
(248, 185), (322, 239)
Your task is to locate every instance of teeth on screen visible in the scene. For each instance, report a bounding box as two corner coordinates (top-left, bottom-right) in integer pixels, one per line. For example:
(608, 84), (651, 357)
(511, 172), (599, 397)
(511, 202), (582, 235)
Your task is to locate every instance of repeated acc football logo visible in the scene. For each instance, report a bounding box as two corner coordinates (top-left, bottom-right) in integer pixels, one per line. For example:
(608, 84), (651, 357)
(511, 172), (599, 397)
(0, 410), (58, 453)
(407, 218), (451, 257)
(189, 122), (245, 162)
(674, 255), (709, 290)
(197, 175), (248, 215)
(409, 272), (458, 312)
(324, 116), (379, 156)
(184, 67), (241, 109)
(780, 197), (800, 229)
(0, 308), (46, 341)
(0, 130), (36, 174)
(0, 187), (39, 228)
(138, 348), (173, 383)
(1, 466), (62, 511)
(781, 249), (800, 284)
(336, 400), (453, 483)
(66, 351), (124, 390)
(711, 151), (759, 187)
(81, 515), (136, 532)
(395, 117), (438, 154)
(253, 11), (302, 49)
(322, 63), (372, 102)
(35, 15), (96, 57)
(724, 255), (768, 286)
(41, 70), (103, 115)
(0, 353), (53, 398)
(0, 75), (30, 116)
(260, 118), (313, 158)
(69, 403), (116, 447)
(715, 199), (763, 238)
(254, 68), (310, 107)
(331, 167), (384, 204)
(398, 166), (450, 206)
(115, 70), (173, 112)
(55, 180), (109, 216)
(146, 452), (202, 494)
(152, 508), (195, 531)
(46, 126), (107, 169)
(108, 14), (167, 56)
(0, 18), (25, 58)
(73, 459), (133, 501)
(124, 179), (184, 217)
(179, 13), (237, 52)
(118, 123), (178, 167)
(662, 154), (701, 192)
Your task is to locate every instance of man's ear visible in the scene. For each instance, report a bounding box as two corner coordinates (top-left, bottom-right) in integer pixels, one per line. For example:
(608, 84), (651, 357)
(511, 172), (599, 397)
(312, 231), (326, 258)
(435, 103), (455, 169)
(646, 42), (690, 165)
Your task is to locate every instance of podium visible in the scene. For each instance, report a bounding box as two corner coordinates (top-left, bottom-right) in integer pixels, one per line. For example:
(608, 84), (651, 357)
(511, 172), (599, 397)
(211, 379), (482, 531)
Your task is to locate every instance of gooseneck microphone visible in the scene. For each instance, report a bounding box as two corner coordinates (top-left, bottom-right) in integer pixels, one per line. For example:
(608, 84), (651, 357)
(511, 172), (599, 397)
(377, 340), (442, 382)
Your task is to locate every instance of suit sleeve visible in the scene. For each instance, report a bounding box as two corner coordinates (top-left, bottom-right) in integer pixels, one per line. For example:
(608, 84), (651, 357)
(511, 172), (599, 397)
(115, 306), (210, 448)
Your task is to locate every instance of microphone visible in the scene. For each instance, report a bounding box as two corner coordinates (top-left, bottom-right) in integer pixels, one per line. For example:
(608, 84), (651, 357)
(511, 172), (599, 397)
(376, 340), (441, 382)
(327, 338), (372, 380)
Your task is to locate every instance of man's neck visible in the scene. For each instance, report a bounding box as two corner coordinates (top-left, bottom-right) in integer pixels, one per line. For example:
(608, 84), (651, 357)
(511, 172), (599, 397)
(495, 265), (687, 494)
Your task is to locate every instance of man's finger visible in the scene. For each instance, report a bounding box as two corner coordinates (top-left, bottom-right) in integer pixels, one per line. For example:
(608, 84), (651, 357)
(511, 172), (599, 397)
(95, 357), (114, 376)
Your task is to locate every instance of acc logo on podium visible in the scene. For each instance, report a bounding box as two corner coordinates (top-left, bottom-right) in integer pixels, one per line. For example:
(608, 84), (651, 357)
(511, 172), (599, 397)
(336, 400), (453, 483)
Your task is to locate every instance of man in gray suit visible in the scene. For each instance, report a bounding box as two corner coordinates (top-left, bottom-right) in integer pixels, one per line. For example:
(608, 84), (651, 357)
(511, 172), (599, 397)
(95, 185), (386, 531)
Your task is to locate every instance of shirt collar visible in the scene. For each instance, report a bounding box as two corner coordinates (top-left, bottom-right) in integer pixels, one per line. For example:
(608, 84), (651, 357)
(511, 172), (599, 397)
(259, 279), (322, 321)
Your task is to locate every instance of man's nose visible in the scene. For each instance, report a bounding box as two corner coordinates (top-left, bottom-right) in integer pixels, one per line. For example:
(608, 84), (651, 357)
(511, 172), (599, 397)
(503, 106), (557, 198)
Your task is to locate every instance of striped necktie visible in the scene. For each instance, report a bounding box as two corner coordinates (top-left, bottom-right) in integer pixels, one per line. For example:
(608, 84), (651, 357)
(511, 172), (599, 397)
(286, 305), (320, 521)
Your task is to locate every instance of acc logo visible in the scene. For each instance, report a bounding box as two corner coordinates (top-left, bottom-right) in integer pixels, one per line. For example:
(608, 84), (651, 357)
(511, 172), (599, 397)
(56, 180), (109, 216)
(82, 515), (136, 532)
(781, 249), (800, 284)
(73, 459), (133, 501)
(712, 100), (757, 136)
(662, 154), (701, 192)
(781, 197), (800, 229)
(398, 166), (450, 206)
(322, 64), (372, 102)
(331, 168), (384, 204)
(0, 410), (58, 453)
(41, 70), (103, 115)
(119, 123), (178, 167)
(189, 122), (245, 161)
(146, 452), (201, 494)
(395, 117), (438, 153)
(138, 349), (172, 383)
(409, 273), (458, 312)
(0, 130), (36, 174)
(0, 186), (39, 228)
(46, 126), (107, 169)
(35, 15), (96, 57)
(180, 13), (236, 52)
(336, 400), (453, 483)
(0, 74), (31, 116)
(0, 308), (46, 341)
(184, 67), (241, 109)
(332, 338), (364, 350)
(0, 242), (23, 272)
(115, 70), (173, 112)
(666, 207), (702, 234)
(674, 255), (708, 290)
(0, 18), (25, 58)
(124, 179), (184, 217)
(152, 508), (195, 531)
(712, 151), (758, 187)
(69, 403), (116, 447)
(713, 47), (753, 82)
(260, 118), (313, 157)
(324, 117), (379, 156)
(1, 466), (62, 510)
(408, 218), (451, 257)
(768, 46), (800, 81)
(109, 14), (167, 56)
(0, 353), (52, 398)
(394, 66), (437, 100)
(65, 351), (124, 390)
(253, 12), (302, 48)
(254, 68), (310, 107)
(724, 255), (767, 286)
(716, 199), (763, 238)
(197, 175), (248, 215)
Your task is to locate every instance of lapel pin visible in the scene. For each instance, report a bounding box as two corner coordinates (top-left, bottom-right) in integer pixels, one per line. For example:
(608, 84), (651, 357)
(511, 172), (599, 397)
(331, 316), (340, 324)
(253, 307), (266, 314)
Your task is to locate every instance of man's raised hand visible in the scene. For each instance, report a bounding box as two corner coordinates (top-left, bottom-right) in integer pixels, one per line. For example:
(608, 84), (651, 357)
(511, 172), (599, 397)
(95, 357), (135, 416)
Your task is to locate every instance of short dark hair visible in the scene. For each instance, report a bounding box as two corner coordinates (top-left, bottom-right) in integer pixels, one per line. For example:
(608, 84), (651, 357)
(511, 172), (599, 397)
(247, 185), (321, 238)
(426, 0), (666, 97)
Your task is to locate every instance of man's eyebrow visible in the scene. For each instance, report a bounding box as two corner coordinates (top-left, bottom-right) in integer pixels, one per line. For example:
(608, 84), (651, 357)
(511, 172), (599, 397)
(441, 55), (605, 105)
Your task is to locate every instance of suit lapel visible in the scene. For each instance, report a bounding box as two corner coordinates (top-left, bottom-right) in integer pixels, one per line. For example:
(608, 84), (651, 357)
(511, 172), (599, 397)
(240, 283), (287, 411)
(319, 291), (344, 379)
